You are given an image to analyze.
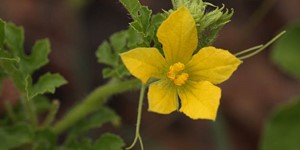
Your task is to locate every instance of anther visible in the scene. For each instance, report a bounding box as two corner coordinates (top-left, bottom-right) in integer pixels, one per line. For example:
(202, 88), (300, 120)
(167, 62), (189, 86)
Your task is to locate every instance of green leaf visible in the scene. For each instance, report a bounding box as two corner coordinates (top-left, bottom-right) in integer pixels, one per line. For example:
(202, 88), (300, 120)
(148, 13), (165, 49)
(94, 133), (125, 150)
(64, 138), (93, 150)
(119, 0), (141, 18)
(21, 39), (50, 74)
(272, 24), (300, 78)
(64, 107), (121, 149)
(29, 73), (67, 99)
(261, 97), (300, 150)
(5, 22), (24, 57)
(138, 6), (152, 30)
(110, 30), (128, 53)
(129, 6), (152, 35)
(0, 123), (34, 150)
(127, 27), (144, 48)
(68, 107), (120, 138)
(119, 0), (152, 39)
(96, 41), (117, 67)
(0, 19), (5, 48)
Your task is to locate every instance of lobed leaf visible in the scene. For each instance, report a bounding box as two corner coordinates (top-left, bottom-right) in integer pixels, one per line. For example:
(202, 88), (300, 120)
(29, 73), (67, 99)
(21, 39), (51, 74)
(4, 22), (24, 57)
(109, 30), (128, 53)
(119, 0), (141, 18)
(67, 107), (120, 139)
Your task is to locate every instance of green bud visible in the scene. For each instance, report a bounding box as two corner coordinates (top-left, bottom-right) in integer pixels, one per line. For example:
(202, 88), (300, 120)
(170, 0), (234, 49)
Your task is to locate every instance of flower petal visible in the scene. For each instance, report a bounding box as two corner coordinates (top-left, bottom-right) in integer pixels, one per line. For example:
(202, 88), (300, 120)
(178, 81), (221, 120)
(187, 46), (242, 84)
(120, 48), (166, 84)
(157, 7), (198, 64)
(148, 79), (178, 114)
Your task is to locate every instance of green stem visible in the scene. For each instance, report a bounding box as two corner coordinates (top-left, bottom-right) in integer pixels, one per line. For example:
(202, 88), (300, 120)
(52, 79), (140, 135)
(42, 100), (60, 128)
(234, 45), (263, 57)
(23, 75), (38, 126)
(126, 84), (146, 150)
(23, 95), (37, 127)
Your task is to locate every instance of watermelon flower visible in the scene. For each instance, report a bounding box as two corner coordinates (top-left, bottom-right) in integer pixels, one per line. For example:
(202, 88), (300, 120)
(120, 7), (241, 120)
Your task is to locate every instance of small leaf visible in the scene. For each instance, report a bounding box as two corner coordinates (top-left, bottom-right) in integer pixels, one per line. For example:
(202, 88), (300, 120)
(148, 13), (165, 49)
(21, 39), (50, 74)
(272, 24), (300, 78)
(94, 133), (125, 150)
(129, 6), (152, 36)
(64, 138), (93, 150)
(110, 31), (128, 53)
(29, 73), (67, 99)
(4, 22), (24, 57)
(64, 107), (121, 148)
(68, 107), (120, 137)
(127, 28), (144, 48)
(138, 6), (152, 32)
(119, 0), (141, 18)
(261, 97), (300, 150)
(96, 41), (117, 66)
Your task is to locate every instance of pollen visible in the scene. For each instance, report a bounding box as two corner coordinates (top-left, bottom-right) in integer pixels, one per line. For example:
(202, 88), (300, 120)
(167, 62), (189, 86)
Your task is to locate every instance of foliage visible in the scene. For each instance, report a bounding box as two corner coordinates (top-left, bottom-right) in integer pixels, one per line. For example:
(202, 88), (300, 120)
(0, 18), (127, 150)
(0, 19), (67, 99)
(97, 0), (232, 79)
(271, 24), (300, 79)
(261, 98), (300, 150)
(260, 22), (300, 150)
(96, 0), (166, 79)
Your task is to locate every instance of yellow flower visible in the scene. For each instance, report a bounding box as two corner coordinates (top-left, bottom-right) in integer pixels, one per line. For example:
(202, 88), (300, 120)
(120, 7), (241, 120)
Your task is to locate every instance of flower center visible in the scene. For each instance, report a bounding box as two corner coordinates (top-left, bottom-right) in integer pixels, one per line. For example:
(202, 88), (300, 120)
(167, 62), (189, 86)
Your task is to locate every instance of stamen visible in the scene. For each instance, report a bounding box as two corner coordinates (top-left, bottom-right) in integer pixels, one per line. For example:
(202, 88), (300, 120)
(167, 62), (189, 86)
(174, 73), (189, 86)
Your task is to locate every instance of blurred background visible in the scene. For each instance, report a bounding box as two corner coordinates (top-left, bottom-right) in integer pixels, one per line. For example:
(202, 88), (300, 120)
(0, 0), (299, 150)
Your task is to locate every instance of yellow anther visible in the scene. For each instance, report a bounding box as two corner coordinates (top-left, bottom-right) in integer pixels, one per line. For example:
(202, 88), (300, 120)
(174, 73), (189, 86)
(172, 62), (185, 72)
(167, 62), (189, 86)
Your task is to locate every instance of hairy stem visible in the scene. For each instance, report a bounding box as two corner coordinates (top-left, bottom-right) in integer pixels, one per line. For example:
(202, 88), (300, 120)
(42, 100), (60, 128)
(52, 79), (140, 135)
(23, 96), (37, 127)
